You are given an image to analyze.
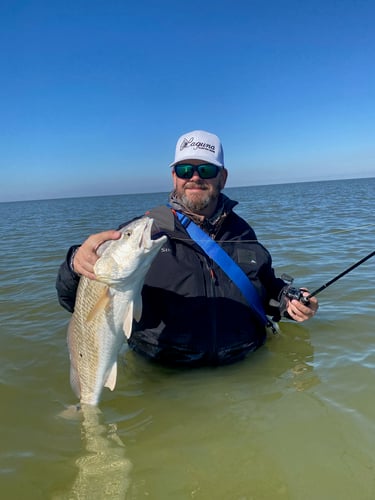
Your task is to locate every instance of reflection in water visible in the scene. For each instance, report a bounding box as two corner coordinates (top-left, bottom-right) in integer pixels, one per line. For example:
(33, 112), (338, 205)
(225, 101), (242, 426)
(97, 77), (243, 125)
(266, 322), (320, 392)
(56, 406), (131, 499)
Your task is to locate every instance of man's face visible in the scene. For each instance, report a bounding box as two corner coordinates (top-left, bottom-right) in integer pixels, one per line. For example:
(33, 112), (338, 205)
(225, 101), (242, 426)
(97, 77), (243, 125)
(172, 159), (228, 216)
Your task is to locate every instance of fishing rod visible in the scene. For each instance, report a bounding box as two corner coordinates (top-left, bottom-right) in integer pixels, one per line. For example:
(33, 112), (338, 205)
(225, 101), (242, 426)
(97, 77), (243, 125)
(285, 250), (375, 305)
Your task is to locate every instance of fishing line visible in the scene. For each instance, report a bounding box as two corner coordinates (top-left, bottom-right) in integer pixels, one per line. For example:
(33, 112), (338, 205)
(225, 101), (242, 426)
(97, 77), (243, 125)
(171, 223), (375, 244)
(283, 251), (375, 305)
(268, 223), (375, 243)
(305, 250), (375, 301)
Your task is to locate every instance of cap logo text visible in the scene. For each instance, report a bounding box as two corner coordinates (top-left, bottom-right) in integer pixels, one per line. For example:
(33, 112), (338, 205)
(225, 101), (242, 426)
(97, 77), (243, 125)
(180, 136), (215, 154)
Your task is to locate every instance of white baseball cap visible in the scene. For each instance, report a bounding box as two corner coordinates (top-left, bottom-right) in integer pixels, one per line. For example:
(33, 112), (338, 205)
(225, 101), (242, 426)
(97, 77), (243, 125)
(170, 130), (224, 168)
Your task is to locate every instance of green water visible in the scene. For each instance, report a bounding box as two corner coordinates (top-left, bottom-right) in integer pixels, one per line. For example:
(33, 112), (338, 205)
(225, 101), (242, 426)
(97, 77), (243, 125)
(1, 178), (374, 499)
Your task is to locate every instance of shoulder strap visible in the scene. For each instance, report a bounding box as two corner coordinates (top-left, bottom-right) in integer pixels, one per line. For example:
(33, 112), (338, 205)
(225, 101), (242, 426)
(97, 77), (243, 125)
(175, 211), (268, 325)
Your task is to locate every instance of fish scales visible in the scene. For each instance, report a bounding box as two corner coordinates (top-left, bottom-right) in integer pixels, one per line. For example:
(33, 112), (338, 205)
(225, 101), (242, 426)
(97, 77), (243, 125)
(68, 278), (122, 405)
(67, 217), (167, 406)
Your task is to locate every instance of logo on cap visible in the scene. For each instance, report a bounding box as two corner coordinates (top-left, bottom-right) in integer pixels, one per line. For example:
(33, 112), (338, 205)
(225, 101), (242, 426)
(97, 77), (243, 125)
(180, 136), (215, 153)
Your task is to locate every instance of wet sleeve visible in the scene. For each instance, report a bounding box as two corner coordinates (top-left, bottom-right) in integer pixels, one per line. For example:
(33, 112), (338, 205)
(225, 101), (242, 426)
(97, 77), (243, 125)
(55, 245), (81, 313)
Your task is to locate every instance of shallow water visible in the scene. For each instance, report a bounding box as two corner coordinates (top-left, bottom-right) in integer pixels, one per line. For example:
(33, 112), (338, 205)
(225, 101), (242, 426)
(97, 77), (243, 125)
(1, 178), (374, 499)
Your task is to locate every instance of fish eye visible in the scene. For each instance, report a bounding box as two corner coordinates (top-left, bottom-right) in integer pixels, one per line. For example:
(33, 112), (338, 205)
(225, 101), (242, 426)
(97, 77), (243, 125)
(124, 230), (132, 238)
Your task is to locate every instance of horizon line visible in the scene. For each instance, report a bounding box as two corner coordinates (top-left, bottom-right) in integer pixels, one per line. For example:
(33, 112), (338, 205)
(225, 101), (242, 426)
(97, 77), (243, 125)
(1, 175), (374, 204)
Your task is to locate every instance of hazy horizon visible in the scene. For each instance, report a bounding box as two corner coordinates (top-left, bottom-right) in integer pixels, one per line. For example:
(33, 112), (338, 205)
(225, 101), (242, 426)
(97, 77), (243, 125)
(2, 174), (373, 204)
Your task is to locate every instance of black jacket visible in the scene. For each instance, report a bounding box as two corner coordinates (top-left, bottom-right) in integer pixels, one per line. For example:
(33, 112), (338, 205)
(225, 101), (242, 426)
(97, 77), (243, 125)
(56, 200), (286, 366)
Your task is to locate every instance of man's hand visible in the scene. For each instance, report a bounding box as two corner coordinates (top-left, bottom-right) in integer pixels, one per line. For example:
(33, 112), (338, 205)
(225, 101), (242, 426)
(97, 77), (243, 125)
(286, 290), (319, 322)
(72, 230), (122, 280)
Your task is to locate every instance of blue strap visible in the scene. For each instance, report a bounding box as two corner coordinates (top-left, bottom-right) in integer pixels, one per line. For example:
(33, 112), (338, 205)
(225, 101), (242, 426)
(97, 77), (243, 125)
(176, 212), (268, 325)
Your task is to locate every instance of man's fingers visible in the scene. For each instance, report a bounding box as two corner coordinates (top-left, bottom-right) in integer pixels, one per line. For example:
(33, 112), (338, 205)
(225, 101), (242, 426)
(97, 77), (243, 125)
(90, 230), (122, 252)
(72, 230), (122, 279)
(287, 297), (318, 322)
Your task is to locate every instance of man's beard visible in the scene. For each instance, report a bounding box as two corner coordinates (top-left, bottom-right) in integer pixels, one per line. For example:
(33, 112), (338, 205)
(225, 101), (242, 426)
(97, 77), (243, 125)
(178, 182), (220, 213)
(180, 191), (211, 212)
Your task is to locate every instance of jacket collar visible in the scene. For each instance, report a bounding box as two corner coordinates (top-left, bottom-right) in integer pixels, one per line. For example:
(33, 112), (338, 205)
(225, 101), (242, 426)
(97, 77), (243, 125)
(169, 192), (238, 236)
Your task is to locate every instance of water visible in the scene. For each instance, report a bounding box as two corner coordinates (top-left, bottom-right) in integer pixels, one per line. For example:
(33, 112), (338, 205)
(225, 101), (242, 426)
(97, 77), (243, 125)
(1, 178), (374, 499)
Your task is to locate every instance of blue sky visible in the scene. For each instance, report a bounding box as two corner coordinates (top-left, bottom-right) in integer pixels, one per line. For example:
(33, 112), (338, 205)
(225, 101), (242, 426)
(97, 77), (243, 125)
(1, 0), (374, 202)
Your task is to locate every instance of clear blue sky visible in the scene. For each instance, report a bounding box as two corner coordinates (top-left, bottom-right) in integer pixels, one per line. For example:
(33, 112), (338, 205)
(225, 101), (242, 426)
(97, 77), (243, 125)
(1, 0), (374, 202)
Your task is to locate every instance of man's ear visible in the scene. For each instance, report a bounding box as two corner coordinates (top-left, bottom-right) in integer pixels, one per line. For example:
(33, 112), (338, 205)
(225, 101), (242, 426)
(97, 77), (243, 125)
(219, 168), (228, 190)
(171, 170), (177, 189)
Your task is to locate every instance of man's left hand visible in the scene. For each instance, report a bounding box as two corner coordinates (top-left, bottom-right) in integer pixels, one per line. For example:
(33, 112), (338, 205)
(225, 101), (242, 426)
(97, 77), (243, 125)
(286, 290), (319, 322)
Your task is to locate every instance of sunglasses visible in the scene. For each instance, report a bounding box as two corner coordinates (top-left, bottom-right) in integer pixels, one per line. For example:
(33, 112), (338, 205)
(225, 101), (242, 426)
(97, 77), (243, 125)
(174, 163), (222, 180)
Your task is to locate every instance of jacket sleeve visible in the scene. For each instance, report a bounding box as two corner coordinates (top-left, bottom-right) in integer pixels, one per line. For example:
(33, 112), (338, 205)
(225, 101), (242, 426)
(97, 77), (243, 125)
(55, 245), (81, 313)
(257, 249), (287, 319)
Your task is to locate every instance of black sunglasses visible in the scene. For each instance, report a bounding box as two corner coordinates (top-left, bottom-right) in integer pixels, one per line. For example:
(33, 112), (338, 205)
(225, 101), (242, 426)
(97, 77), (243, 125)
(174, 163), (222, 180)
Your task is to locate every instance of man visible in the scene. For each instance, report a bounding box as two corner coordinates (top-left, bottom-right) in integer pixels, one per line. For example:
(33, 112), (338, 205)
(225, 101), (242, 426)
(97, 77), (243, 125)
(56, 130), (318, 366)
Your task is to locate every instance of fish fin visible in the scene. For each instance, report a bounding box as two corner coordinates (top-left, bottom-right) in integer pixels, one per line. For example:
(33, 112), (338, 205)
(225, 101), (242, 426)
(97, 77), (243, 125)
(133, 294), (143, 322)
(104, 361), (117, 391)
(67, 317), (81, 399)
(86, 286), (110, 322)
(122, 302), (134, 339)
(70, 365), (81, 399)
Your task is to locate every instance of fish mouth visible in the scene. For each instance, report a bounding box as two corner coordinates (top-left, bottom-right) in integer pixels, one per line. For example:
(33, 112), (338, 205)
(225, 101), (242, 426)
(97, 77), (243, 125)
(140, 218), (154, 249)
(151, 230), (167, 241)
(143, 218), (167, 250)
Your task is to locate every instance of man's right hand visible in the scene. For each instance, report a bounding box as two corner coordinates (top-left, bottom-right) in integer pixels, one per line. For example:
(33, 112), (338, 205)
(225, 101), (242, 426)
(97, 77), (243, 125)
(72, 230), (122, 280)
